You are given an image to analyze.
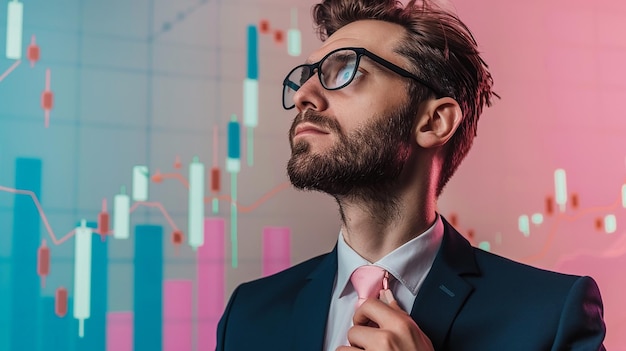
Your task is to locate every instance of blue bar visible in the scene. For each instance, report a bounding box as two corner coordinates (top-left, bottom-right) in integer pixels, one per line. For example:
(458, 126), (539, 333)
(42, 297), (74, 351)
(228, 120), (241, 159)
(75, 224), (107, 351)
(10, 158), (42, 351)
(247, 25), (259, 79)
(0, 260), (10, 350)
(134, 225), (163, 351)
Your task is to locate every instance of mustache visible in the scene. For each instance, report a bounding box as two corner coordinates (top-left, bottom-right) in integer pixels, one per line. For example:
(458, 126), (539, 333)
(289, 111), (342, 138)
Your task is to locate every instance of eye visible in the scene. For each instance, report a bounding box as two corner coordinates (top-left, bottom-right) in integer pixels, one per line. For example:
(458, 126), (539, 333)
(334, 63), (356, 87)
(320, 50), (359, 89)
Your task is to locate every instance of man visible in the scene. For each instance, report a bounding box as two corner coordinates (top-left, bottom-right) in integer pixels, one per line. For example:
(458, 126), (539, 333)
(216, 0), (606, 350)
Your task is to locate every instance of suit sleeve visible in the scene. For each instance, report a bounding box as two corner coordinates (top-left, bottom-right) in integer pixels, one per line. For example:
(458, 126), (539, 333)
(552, 276), (606, 351)
(215, 285), (241, 351)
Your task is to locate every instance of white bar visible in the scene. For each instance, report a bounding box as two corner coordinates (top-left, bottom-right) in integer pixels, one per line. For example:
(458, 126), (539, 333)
(113, 193), (130, 239)
(188, 157), (205, 250)
(287, 29), (301, 57)
(531, 213), (544, 225)
(6, 1), (23, 60)
(622, 184), (626, 208)
(478, 241), (491, 252)
(554, 169), (567, 212)
(243, 78), (258, 128)
(226, 158), (240, 174)
(132, 165), (149, 201)
(73, 220), (92, 337)
(518, 215), (530, 237)
(604, 214), (617, 234)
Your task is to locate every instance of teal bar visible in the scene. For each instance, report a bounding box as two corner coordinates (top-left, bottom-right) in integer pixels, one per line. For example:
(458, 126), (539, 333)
(134, 225), (163, 351)
(246, 25), (258, 79)
(10, 158), (42, 351)
(212, 197), (219, 214)
(42, 297), (74, 351)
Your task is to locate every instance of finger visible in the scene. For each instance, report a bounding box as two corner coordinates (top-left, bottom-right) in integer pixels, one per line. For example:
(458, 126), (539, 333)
(346, 325), (384, 349)
(378, 289), (393, 305)
(379, 289), (405, 313)
(353, 298), (399, 327)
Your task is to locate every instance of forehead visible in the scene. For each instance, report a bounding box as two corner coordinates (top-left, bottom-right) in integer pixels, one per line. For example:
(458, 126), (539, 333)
(308, 20), (407, 63)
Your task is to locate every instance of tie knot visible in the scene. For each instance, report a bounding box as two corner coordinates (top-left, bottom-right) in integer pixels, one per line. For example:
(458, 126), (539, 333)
(350, 265), (387, 307)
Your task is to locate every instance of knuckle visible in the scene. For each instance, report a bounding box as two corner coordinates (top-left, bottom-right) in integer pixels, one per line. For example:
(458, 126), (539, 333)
(378, 330), (395, 348)
(346, 326), (357, 340)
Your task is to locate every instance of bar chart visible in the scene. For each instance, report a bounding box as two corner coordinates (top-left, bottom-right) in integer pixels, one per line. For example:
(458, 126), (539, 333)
(0, 0), (308, 349)
(1, 157), (294, 350)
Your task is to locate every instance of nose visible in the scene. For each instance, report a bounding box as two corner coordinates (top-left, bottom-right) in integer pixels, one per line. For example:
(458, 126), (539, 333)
(292, 74), (329, 112)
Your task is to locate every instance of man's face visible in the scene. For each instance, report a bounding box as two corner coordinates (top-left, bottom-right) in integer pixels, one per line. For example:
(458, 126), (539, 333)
(286, 20), (417, 196)
(287, 101), (416, 196)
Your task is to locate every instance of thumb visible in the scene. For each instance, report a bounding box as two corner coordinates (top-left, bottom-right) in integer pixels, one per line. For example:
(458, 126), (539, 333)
(379, 289), (404, 312)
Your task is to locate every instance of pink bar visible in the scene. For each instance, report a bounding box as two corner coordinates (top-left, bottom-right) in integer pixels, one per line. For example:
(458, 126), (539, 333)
(164, 280), (193, 351)
(198, 218), (225, 351)
(106, 312), (133, 351)
(263, 227), (291, 277)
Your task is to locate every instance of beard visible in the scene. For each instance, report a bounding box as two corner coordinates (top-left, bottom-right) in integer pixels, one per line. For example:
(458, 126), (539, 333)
(286, 101), (416, 199)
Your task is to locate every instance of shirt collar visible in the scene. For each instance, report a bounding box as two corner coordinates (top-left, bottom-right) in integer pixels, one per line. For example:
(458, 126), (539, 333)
(336, 214), (444, 297)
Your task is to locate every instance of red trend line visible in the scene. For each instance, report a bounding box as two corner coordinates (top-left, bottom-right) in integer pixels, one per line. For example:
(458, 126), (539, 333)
(1, 185), (179, 245)
(522, 196), (623, 263)
(129, 201), (180, 231)
(0, 185), (60, 243)
(151, 169), (292, 212)
(0, 60), (22, 83)
(0, 185), (107, 245)
(153, 172), (189, 188)
(208, 181), (292, 213)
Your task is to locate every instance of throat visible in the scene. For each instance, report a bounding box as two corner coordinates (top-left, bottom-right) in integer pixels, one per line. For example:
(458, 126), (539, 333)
(335, 186), (402, 226)
(336, 194), (436, 262)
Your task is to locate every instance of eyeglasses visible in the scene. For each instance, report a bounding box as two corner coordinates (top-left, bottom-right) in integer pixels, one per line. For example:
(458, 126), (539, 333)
(282, 47), (442, 110)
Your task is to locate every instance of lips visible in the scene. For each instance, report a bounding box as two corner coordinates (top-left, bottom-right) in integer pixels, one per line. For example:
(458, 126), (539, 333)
(293, 123), (329, 137)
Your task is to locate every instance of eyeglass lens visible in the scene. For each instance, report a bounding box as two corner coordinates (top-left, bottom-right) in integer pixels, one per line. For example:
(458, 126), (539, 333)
(283, 49), (359, 109)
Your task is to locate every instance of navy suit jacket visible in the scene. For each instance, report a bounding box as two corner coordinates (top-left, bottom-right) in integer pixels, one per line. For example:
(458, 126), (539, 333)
(216, 218), (606, 350)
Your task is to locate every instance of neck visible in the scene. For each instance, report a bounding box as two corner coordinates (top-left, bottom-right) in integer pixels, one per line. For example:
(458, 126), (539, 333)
(335, 181), (437, 263)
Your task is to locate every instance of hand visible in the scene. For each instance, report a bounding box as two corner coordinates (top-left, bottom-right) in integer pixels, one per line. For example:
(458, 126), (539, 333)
(336, 290), (434, 351)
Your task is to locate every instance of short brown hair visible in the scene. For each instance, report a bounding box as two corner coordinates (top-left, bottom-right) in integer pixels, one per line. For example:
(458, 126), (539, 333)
(312, 0), (496, 196)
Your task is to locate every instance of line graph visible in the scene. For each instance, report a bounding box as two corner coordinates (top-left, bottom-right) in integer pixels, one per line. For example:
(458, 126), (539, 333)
(150, 167), (292, 211)
(0, 60), (21, 82)
(521, 193), (624, 263)
(443, 169), (626, 264)
(5, 162), (624, 266)
(0, 180), (293, 246)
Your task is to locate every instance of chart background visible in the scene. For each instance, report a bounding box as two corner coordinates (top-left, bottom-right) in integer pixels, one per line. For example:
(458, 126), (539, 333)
(1, 0), (625, 349)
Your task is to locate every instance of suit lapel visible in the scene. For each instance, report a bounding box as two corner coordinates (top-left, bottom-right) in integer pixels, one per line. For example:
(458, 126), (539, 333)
(410, 218), (479, 350)
(292, 247), (338, 351)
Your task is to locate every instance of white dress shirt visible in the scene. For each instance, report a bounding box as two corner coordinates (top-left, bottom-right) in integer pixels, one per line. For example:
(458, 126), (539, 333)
(323, 214), (444, 351)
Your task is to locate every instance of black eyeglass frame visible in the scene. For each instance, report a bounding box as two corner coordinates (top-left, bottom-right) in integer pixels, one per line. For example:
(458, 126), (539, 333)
(282, 47), (443, 110)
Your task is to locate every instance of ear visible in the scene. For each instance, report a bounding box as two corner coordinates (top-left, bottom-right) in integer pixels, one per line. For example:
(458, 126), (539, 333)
(414, 97), (462, 149)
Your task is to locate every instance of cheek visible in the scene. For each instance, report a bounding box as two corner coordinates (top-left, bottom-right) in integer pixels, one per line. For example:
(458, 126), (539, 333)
(332, 97), (379, 131)
(330, 80), (408, 131)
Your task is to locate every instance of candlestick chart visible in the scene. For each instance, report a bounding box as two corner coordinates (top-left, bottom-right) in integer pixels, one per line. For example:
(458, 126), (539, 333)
(0, 0), (317, 350)
(1, 0), (626, 350)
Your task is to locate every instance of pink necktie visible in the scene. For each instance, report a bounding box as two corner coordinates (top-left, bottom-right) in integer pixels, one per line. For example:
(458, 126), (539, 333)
(350, 265), (387, 308)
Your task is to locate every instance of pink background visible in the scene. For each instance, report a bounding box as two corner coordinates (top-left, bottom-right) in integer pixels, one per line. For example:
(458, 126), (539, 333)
(437, 0), (626, 346)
